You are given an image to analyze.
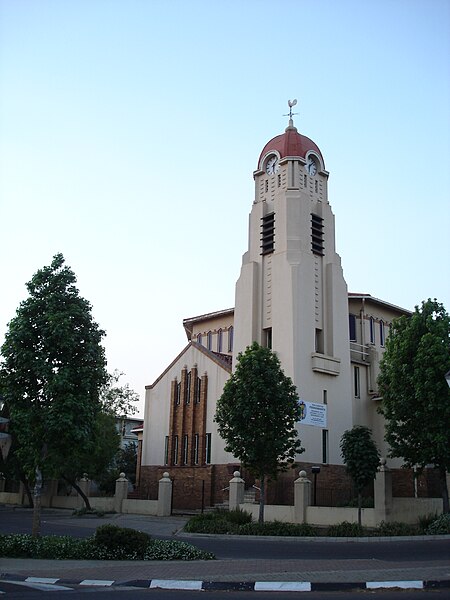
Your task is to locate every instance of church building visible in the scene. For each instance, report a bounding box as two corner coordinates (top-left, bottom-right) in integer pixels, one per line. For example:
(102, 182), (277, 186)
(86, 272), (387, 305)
(138, 109), (428, 509)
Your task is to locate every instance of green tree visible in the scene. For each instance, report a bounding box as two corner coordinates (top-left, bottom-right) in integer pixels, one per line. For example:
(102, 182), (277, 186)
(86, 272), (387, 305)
(0, 254), (108, 535)
(377, 298), (450, 513)
(340, 425), (380, 526)
(215, 342), (303, 523)
(100, 369), (139, 417)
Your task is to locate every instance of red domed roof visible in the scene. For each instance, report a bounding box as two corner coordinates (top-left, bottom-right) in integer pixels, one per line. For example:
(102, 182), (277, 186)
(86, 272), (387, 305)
(258, 124), (324, 169)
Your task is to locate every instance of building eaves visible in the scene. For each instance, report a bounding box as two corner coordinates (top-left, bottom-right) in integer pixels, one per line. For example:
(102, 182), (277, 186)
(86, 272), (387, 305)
(348, 293), (411, 315)
(183, 307), (234, 339)
(145, 341), (232, 390)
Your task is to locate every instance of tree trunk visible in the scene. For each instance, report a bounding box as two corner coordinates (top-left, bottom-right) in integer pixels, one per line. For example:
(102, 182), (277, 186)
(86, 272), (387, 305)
(357, 491), (362, 527)
(31, 465), (42, 537)
(21, 474), (34, 508)
(439, 466), (449, 514)
(62, 475), (92, 510)
(258, 474), (265, 525)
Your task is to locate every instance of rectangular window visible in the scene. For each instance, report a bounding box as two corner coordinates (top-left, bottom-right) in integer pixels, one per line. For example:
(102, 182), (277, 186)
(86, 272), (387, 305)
(217, 329), (223, 353)
(277, 173), (281, 187)
(315, 180), (318, 193)
(323, 390), (327, 405)
(311, 214), (324, 256)
(304, 173), (307, 188)
(175, 381), (181, 405)
(315, 328), (324, 353)
(173, 435), (179, 465)
(380, 321), (385, 346)
(183, 434), (189, 465)
(354, 366), (360, 398)
(164, 436), (169, 465)
(369, 317), (375, 344)
(228, 326), (234, 352)
(264, 327), (272, 349)
(260, 212), (275, 255)
(322, 429), (329, 464)
(195, 377), (201, 403)
(205, 433), (212, 464)
(349, 314), (357, 342)
(194, 433), (199, 465)
(186, 372), (191, 404)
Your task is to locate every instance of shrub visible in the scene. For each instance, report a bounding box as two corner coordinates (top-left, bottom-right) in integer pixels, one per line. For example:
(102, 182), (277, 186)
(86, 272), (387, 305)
(375, 521), (418, 537)
(418, 513), (438, 534)
(220, 507), (252, 526)
(94, 524), (151, 559)
(0, 533), (215, 561)
(238, 521), (316, 537)
(184, 513), (240, 535)
(426, 513), (450, 535)
(144, 539), (215, 561)
(72, 507), (105, 517)
(327, 521), (366, 537)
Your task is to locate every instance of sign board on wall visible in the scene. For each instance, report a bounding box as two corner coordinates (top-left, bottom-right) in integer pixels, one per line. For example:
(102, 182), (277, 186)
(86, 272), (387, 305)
(298, 399), (327, 428)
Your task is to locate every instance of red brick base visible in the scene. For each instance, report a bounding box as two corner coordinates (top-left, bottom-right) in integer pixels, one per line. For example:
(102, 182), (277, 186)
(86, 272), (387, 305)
(138, 462), (442, 510)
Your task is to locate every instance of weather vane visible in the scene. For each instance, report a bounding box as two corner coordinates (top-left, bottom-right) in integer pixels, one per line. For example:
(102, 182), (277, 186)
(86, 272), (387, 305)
(284, 99), (298, 123)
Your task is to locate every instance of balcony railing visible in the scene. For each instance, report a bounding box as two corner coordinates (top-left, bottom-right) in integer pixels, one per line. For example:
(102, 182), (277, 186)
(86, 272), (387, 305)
(350, 342), (370, 363)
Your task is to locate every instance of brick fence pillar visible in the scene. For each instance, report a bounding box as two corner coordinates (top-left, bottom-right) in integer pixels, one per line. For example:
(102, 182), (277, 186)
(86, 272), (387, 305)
(294, 470), (311, 523)
(157, 472), (172, 517)
(229, 471), (245, 510)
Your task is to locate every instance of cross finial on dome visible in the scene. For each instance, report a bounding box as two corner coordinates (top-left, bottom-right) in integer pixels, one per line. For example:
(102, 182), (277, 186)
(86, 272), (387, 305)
(284, 99), (298, 128)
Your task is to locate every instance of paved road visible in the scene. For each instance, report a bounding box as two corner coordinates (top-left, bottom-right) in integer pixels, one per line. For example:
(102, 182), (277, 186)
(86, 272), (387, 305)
(1, 505), (449, 593)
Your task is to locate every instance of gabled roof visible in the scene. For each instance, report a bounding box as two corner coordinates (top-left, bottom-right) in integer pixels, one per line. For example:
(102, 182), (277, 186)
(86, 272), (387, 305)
(348, 293), (411, 315)
(145, 341), (232, 390)
(183, 307), (234, 339)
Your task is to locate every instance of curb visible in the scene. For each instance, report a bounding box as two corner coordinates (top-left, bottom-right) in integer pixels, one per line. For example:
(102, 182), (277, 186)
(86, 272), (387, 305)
(2, 574), (450, 592)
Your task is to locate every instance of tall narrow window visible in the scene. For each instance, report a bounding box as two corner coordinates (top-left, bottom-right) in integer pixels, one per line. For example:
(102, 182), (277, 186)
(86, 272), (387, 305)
(260, 212), (275, 255)
(322, 430), (329, 464)
(265, 179), (268, 192)
(175, 381), (181, 405)
(183, 434), (189, 465)
(186, 371), (191, 404)
(315, 328), (324, 353)
(380, 320), (385, 346)
(164, 436), (169, 465)
(217, 328), (223, 353)
(311, 214), (324, 255)
(304, 174), (307, 188)
(173, 435), (179, 465)
(197, 333), (202, 346)
(354, 366), (360, 398)
(205, 433), (212, 464)
(207, 331), (212, 350)
(194, 433), (199, 465)
(315, 180), (318, 193)
(349, 314), (357, 342)
(195, 377), (201, 403)
(277, 173), (281, 187)
(264, 327), (272, 349)
(323, 390), (328, 405)
(369, 317), (375, 344)
(228, 326), (234, 352)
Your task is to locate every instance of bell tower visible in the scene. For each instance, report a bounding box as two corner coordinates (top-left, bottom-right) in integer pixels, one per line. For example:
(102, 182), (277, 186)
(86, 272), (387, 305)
(233, 103), (353, 464)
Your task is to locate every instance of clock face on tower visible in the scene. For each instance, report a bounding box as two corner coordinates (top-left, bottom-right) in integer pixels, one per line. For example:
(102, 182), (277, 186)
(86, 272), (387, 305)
(266, 155), (279, 175)
(306, 156), (318, 176)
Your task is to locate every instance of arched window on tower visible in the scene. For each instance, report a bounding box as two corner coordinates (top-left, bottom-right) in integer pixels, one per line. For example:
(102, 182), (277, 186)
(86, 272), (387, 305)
(217, 329), (223, 353)
(207, 331), (212, 350)
(197, 333), (202, 346)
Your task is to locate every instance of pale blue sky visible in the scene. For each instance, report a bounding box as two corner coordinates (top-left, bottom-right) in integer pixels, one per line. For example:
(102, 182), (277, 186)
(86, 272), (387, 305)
(1, 0), (449, 415)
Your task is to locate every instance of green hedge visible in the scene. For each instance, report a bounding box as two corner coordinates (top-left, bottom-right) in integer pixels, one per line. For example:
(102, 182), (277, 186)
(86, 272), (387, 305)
(0, 527), (215, 561)
(184, 511), (450, 537)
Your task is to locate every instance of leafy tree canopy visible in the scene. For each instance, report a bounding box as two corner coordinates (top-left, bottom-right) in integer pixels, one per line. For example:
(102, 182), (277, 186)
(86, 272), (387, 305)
(215, 342), (303, 521)
(377, 298), (450, 511)
(100, 369), (139, 417)
(0, 253), (108, 480)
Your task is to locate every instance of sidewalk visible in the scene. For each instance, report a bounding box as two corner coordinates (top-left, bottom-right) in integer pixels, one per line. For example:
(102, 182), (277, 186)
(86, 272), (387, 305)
(1, 509), (450, 592)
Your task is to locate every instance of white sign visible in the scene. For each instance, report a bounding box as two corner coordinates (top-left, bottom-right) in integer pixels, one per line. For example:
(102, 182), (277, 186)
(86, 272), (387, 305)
(298, 399), (327, 428)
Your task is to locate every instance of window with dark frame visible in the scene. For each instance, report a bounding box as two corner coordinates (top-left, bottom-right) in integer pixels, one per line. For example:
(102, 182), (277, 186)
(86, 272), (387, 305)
(322, 430), (329, 464)
(349, 314), (357, 342)
(217, 328), (223, 353)
(205, 433), (212, 464)
(261, 212), (275, 255)
(164, 436), (169, 465)
(173, 435), (179, 465)
(380, 320), (385, 346)
(311, 213), (324, 255)
(369, 317), (375, 344)
(207, 331), (212, 350)
(228, 326), (234, 352)
(195, 377), (201, 403)
(183, 434), (188, 465)
(186, 371), (191, 404)
(354, 366), (360, 398)
(194, 433), (199, 465)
